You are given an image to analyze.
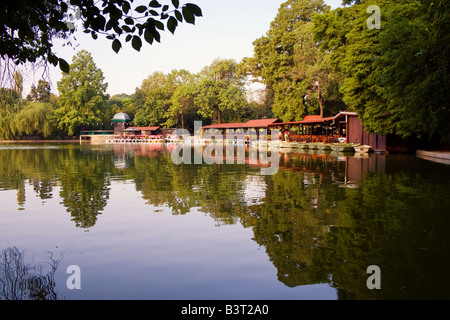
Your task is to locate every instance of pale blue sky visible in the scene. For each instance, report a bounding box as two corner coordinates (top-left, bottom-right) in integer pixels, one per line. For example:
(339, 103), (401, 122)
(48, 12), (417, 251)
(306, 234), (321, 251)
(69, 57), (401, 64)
(23, 0), (343, 96)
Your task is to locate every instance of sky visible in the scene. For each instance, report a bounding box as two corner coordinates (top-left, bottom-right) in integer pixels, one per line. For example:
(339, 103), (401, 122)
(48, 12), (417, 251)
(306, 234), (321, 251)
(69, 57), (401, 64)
(22, 0), (343, 97)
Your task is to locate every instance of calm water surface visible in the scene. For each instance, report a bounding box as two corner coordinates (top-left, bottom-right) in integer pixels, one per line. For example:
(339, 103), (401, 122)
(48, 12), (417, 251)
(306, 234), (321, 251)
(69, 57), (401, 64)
(0, 143), (449, 300)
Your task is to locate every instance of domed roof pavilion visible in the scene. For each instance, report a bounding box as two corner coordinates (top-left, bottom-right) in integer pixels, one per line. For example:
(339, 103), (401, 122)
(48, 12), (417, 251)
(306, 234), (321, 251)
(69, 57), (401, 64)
(112, 112), (131, 122)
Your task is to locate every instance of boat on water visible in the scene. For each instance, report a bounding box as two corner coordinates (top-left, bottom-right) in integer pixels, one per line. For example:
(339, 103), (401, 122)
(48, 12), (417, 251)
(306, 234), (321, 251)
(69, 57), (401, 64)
(317, 143), (332, 151)
(354, 152), (369, 158)
(298, 143), (309, 149)
(330, 143), (360, 152)
(306, 142), (320, 149)
(353, 145), (371, 153)
(280, 142), (299, 148)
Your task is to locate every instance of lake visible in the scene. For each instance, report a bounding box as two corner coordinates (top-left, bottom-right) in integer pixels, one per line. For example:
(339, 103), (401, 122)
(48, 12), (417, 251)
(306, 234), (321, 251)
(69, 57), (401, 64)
(0, 143), (449, 300)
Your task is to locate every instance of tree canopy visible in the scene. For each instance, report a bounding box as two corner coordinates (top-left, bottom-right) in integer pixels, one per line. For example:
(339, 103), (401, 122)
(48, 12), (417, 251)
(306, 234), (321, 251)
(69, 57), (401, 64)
(51, 50), (109, 135)
(313, 0), (450, 141)
(244, 0), (344, 122)
(0, 0), (202, 73)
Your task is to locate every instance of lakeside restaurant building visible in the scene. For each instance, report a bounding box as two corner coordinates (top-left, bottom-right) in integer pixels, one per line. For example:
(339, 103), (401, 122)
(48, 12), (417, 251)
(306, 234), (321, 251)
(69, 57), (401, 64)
(202, 112), (411, 153)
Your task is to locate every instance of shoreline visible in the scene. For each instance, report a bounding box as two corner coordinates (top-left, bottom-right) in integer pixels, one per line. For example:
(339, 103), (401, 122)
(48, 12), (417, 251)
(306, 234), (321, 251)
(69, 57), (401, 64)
(0, 139), (79, 144)
(416, 150), (450, 165)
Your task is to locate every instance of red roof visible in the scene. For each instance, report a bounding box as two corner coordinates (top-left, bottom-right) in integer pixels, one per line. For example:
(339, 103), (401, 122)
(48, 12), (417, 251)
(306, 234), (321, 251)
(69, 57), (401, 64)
(202, 112), (357, 130)
(243, 119), (280, 128)
(300, 116), (334, 124)
(202, 119), (280, 130)
(202, 123), (246, 129)
(268, 115), (334, 126)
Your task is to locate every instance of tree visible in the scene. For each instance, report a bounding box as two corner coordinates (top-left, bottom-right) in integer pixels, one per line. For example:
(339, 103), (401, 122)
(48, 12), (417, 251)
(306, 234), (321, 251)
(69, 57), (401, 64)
(247, 0), (335, 121)
(13, 71), (23, 96)
(313, 0), (450, 141)
(14, 101), (55, 138)
(291, 23), (344, 117)
(166, 76), (198, 129)
(133, 71), (170, 126)
(26, 80), (51, 102)
(195, 58), (247, 124)
(0, 0), (202, 73)
(51, 50), (109, 135)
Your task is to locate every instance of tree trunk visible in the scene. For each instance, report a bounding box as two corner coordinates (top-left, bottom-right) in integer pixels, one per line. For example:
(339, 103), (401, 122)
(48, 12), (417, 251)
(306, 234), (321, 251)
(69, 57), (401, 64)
(318, 81), (324, 118)
(217, 107), (222, 124)
(181, 112), (184, 129)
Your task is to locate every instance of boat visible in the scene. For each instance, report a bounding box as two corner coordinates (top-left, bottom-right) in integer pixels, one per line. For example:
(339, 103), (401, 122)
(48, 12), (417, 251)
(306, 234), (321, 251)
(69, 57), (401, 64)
(353, 145), (371, 153)
(280, 142), (298, 148)
(306, 142), (320, 149)
(354, 152), (369, 158)
(298, 143), (309, 149)
(330, 143), (359, 152)
(317, 143), (332, 151)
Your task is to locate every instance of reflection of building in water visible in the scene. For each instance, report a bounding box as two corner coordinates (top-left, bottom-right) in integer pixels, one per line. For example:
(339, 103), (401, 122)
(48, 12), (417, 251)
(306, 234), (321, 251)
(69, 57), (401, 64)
(112, 144), (134, 169)
(112, 143), (176, 169)
(243, 175), (267, 206)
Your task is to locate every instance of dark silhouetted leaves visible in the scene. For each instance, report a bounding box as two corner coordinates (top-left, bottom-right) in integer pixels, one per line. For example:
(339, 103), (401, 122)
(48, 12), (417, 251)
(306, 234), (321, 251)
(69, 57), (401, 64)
(112, 39), (122, 53)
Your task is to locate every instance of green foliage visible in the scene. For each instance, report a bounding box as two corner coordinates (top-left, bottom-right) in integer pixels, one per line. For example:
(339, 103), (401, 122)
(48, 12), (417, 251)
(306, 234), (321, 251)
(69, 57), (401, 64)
(0, 0), (202, 72)
(0, 84), (56, 139)
(14, 101), (55, 138)
(246, 0), (343, 121)
(133, 71), (172, 126)
(166, 76), (199, 129)
(313, 0), (450, 141)
(51, 50), (109, 135)
(195, 59), (247, 123)
(131, 60), (250, 130)
(26, 80), (51, 102)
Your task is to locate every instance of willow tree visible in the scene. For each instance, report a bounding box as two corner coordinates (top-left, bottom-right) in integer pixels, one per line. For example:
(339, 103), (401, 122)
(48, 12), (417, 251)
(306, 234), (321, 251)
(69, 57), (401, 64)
(51, 50), (108, 135)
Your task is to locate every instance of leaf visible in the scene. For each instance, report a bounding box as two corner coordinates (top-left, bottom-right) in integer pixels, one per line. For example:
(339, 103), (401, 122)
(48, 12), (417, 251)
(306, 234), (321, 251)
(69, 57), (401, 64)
(151, 28), (161, 42)
(149, 0), (162, 8)
(122, 25), (132, 33)
(112, 39), (122, 53)
(122, 1), (131, 14)
(174, 10), (183, 22)
(186, 3), (202, 17)
(154, 20), (165, 30)
(144, 29), (154, 44)
(131, 35), (142, 51)
(172, 0), (180, 9)
(167, 16), (178, 34)
(135, 5), (147, 13)
(124, 17), (134, 25)
(59, 58), (70, 73)
(182, 6), (195, 24)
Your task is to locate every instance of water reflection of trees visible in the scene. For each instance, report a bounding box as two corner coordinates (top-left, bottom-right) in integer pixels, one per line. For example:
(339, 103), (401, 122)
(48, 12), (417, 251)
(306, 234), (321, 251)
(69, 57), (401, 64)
(248, 155), (450, 299)
(0, 145), (114, 228)
(0, 247), (62, 300)
(2, 145), (450, 298)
